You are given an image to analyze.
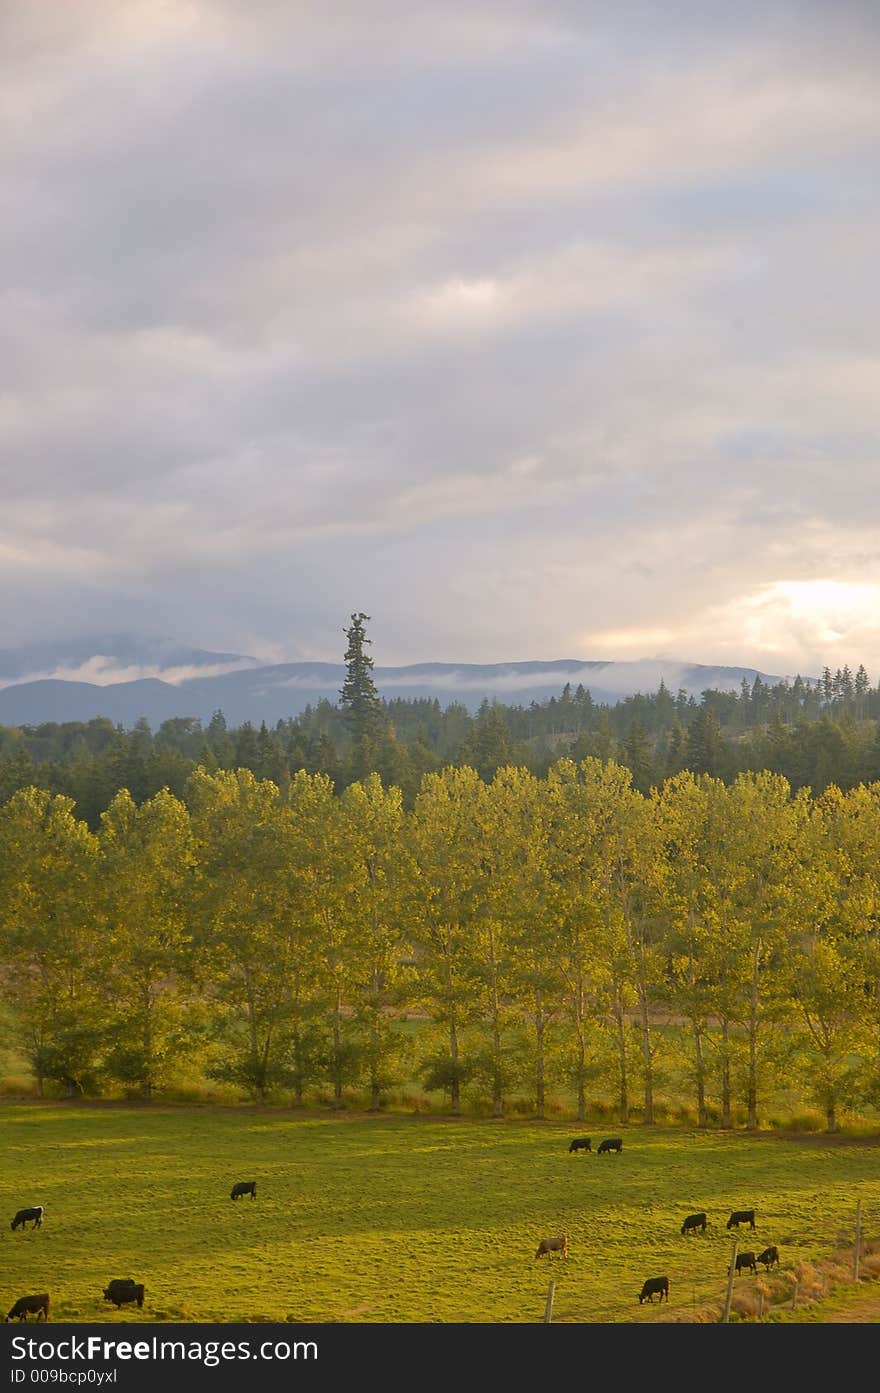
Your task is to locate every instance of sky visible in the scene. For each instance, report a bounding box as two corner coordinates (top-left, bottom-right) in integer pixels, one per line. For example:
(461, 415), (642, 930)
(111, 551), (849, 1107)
(2, 0), (879, 679)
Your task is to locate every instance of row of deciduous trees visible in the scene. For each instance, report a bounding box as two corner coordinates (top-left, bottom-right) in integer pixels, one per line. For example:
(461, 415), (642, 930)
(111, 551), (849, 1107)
(1, 761), (878, 1131)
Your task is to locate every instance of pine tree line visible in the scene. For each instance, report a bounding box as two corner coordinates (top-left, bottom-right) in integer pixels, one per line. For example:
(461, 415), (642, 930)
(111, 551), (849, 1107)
(2, 669), (880, 823)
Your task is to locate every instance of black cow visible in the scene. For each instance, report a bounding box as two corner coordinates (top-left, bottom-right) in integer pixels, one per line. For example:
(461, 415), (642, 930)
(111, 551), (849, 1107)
(681, 1212), (707, 1235)
(568, 1137), (592, 1154)
(734, 1251), (758, 1276)
(10, 1206), (43, 1231)
(231, 1180), (257, 1200)
(726, 1209), (756, 1230)
(103, 1280), (145, 1309)
(535, 1233), (568, 1259)
(597, 1137), (623, 1154)
(5, 1294), (49, 1323)
(757, 1245), (779, 1270)
(639, 1276), (669, 1304)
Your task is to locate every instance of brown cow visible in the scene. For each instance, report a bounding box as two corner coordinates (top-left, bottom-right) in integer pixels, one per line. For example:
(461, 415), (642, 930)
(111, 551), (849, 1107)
(535, 1233), (568, 1259)
(5, 1294), (49, 1322)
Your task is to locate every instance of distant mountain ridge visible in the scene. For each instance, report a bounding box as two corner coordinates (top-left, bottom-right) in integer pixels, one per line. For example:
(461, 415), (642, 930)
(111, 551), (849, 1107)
(0, 634), (258, 686)
(0, 635), (799, 729)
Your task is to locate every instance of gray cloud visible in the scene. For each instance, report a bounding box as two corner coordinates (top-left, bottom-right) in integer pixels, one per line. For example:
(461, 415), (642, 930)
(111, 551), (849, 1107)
(2, 0), (879, 679)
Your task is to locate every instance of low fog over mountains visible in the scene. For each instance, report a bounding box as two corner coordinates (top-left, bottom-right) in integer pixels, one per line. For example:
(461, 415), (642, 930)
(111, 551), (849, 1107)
(0, 635), (795, 730)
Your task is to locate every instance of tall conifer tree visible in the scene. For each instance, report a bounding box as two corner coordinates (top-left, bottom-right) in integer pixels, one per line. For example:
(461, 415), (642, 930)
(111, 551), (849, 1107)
(339, 613), (384, 742)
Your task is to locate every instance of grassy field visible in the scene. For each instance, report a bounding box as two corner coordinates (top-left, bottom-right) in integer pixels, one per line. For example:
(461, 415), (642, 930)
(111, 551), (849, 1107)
(1, 1103), (878, 1324)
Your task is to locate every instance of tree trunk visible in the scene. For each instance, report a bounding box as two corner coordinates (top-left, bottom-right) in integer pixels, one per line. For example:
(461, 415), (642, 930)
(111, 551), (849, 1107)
(720, 1018), (732, 1128)
(246, 991), (266, 1103)
(824, 1048), (837, 1133)
(638, 989), (654, 1125)
(574, 979), (587, 1123)
(534, 986), (545, 1120)
(369, 1008), (381, 1112)
(291, 1023), (305, 1106)
(448, 1006), (461, 1116)
(491, 1010), (503, 1118)
(258, 1026), (273, 1105)
(141, 981), (153, 1102)
(488, 928), (504, 1118)
(367, 958), (386, 1112)
(693, 1021), (708, 1128)
(747, 942), (760, 1131)
(632, 926), (655, 1125)
(332, 985), (343, 1109)
(613, 989), (629, 1125)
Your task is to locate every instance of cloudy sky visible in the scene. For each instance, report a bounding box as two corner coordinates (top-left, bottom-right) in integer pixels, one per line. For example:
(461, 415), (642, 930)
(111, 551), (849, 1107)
(3, 0), (879, 678)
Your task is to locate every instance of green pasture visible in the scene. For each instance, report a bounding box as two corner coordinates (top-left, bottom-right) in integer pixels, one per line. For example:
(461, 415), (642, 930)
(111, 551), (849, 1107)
(1, 1105), (878, 1323)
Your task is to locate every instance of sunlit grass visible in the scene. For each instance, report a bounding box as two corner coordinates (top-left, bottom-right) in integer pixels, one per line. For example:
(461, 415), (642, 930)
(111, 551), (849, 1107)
(1, 1105), (877, 1323)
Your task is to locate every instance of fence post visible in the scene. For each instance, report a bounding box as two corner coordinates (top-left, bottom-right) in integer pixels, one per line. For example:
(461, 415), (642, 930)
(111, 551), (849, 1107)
(544, 1280), (555, 1323)
(722, 1241), (737, 1323)
(854, 1199), (862, 1283)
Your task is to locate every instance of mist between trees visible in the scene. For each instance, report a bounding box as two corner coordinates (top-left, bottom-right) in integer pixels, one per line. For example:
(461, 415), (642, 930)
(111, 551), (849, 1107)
(1, 759), (879, 1133)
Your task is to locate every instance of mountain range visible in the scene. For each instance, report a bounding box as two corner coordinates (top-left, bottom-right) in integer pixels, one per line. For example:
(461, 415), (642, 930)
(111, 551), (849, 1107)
(0, 634), (795, 730)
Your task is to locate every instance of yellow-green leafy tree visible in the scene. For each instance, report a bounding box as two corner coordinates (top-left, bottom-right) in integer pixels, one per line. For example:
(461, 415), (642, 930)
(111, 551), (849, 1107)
(653, 771), (725, 1128)
(188, 767), (306, 1101)
(0, 787), (102, 1095)
(719, 772), (811, 1130)
(98, 787), (196, 1099)
(405, 766), (489, 1115)
(800, 782), (880, 1125)
(288, 769), (363, 1108)
(543, 759), (603, 1123)
(339, 773), (409, 1110)
(482, 766), (552, 1117)
(564, 759), (644, 1125)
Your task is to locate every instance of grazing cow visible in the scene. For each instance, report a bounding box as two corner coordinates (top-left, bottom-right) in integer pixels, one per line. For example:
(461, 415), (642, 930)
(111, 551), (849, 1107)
(734, 1251), (758, 1276)
(639, 1276), (669, 1304)
(726, 1209), (756, 1230)
(568, 1137), (592, 1154)
(680, 1212), (707, 1235)
(10, 1206), (43, 1231)
(535, 1233), (568, 1259)
(757, 1245), (779, 1270)
(103, 1279), (145, 1309)
(5, 1294), (49, 1323)
(231, 1180), (257, 1201)
(597, 1137), (623, 1154)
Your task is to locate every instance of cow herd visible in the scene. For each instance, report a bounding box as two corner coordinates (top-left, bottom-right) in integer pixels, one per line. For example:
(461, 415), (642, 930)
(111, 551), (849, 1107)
(7, 1138), (785, 1322)
(566, 1136), (624, 1155)
(562, 1138), (785, 1311)
(5, 1180), (258, 1322)
(5, 1201), (147, 1322)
